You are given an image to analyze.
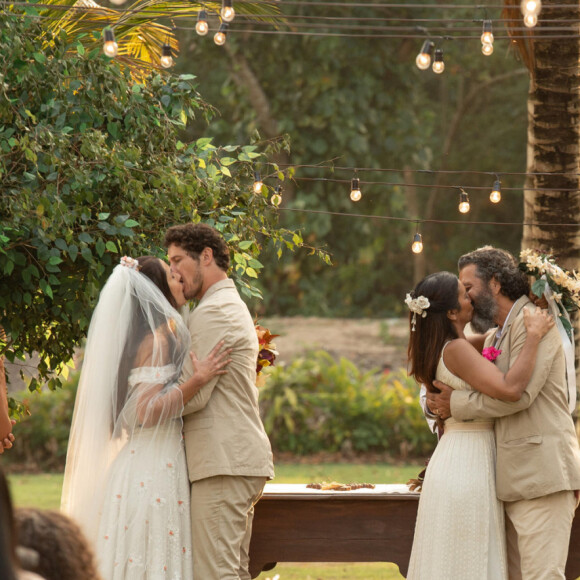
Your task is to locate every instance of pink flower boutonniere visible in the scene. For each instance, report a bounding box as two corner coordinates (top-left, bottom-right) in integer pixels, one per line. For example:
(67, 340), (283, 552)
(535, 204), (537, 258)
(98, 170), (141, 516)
(482, 346), (502, 362)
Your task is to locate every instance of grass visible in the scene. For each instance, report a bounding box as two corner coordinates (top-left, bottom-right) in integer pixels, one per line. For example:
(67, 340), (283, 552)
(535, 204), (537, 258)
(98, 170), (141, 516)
(7, 463), (420, 579)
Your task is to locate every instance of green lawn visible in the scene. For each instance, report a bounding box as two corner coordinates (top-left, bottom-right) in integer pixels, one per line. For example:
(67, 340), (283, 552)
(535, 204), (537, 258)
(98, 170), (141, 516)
(7, 462), (417, 579)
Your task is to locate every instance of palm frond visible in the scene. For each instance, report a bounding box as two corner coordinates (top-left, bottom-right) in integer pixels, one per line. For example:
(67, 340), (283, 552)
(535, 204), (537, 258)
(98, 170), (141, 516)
(502, 0), (535, 72)
(39, 0), (282, 76)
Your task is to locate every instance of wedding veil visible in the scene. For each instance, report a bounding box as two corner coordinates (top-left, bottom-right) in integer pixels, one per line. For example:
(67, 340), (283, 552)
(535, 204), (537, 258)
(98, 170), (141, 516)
(60, 260), (190, 544)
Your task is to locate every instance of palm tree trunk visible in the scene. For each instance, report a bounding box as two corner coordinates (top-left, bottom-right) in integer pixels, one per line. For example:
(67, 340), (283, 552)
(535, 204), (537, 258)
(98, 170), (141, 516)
(518, 0), (580, 405)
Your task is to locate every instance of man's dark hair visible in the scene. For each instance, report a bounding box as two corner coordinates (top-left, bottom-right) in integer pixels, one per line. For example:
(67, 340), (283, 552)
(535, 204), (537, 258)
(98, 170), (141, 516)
(164, 223), (230, 272)
(458, 246), (529, 301)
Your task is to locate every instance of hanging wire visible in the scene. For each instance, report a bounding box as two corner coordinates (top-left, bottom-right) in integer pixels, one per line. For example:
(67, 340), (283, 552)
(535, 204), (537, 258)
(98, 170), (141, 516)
(277, 207), (580, 227)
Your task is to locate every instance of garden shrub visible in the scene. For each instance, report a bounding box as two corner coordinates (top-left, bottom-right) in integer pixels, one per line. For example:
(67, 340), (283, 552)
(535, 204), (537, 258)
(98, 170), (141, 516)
(5, 350), (436, 471)
(3, 374), (78, 472)
(259, 350), (436, 457)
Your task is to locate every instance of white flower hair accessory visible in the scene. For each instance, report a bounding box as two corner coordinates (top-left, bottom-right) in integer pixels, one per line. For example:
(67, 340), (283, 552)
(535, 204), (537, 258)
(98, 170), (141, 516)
(405, 293), (430, 331)
(120, 256), (140, 271)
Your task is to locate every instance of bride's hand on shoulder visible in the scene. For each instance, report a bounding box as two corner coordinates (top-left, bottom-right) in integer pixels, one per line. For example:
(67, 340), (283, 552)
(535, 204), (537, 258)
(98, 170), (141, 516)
(190, 340), (232, 383)
(523, 307), (554, 340)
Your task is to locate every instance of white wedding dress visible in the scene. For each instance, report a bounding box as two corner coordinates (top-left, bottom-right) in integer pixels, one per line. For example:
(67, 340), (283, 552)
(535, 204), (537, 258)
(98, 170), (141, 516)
(95, 364), (194, 580)
(407, 346), (508, 580)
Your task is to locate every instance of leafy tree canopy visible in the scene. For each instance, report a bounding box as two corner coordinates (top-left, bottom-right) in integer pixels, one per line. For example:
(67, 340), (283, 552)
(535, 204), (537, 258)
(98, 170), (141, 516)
(184, 2), (529, 317)
(0, 12), (325, 406)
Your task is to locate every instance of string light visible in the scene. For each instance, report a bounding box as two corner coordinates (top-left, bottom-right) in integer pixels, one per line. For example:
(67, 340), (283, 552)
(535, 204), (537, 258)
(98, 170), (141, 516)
(482, 42), (494, 55)
(521, 0), (541, 28)
(521, 0), (542, 16)
(196, 9), (209, 36)
(253, 171), (263, 194)
(221, 0), (235, 23)
(214, 22), (228, 45)
(432, 48), (445, 74)
(490, 178), (502, 203)
(523, 13), (539, 27)
(411, 227), (424, 254)
(458, 189), (470, 213)
(160, 40), (173, 69)
(415, 40), (434, 70)
(350, 172), (362, 202)
(271, 185), (283, 206)
(103, 28), (118, 58)
(481, 20), (493, 55)
(481, 20), (494, 45)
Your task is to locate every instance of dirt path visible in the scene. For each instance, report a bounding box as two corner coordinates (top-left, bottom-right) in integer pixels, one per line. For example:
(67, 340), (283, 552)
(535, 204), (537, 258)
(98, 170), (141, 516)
(261, 316), (409, 372)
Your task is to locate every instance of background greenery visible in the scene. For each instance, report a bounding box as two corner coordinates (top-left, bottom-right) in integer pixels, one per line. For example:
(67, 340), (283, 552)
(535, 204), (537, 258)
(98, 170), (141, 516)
(182, 2), (529, 318)
(2, 351), (436, 472)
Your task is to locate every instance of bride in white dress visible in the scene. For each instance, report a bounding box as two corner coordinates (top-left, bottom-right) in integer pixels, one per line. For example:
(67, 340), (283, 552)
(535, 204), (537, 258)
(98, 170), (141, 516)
(61, 256), (230, 579)
(405, 271), (553, 580)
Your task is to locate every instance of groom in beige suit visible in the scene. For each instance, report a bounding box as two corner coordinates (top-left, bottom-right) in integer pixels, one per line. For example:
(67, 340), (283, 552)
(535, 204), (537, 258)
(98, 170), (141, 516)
(165, 223), (274, 580)
(428, 246), (580, 580)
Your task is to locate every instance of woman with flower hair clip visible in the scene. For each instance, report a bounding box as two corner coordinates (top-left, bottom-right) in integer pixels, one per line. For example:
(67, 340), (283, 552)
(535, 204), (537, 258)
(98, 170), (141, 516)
(405, 271), (554, 580)
(61, 255), (231, 580)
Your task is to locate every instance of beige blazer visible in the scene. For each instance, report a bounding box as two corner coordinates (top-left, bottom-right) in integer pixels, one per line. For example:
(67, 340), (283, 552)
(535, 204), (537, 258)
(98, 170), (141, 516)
(451, 295), (580, 502)
(179, 279), (274, 483)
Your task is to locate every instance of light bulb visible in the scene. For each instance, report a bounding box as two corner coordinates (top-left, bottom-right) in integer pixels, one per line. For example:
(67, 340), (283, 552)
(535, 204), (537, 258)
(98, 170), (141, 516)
(415, 40), (434, 71)
(523, 13), (538, 27)
(482, 43), (494, 56)
(490, 180), (501, 203)
(160, 43), (173, 68)
(271, 186), (282, 206)
(214, 24), (228, 46)
(221, 0), (235, 22)
(481, 21), (493, 45)
(253, 172), (263, 194)
(109, 0), (127, 5)
(350, 177), (362, 202)
(521, 0), (541, 15)
(458, 191), (470, 214)
(411, 233), (423, 254)
(196, 11), (209, 36)
(432, 49), (444, 74)
(103, 29), (118, 58)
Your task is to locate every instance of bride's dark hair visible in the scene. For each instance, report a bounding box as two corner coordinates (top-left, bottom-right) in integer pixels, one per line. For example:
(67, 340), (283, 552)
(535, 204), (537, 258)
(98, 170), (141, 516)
(115, 257), (180, 422)
(407, 271), (460, 392)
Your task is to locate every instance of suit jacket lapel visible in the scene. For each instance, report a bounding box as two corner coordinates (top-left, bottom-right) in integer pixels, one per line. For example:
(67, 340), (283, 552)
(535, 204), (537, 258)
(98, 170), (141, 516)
(494, 295), (530, 351)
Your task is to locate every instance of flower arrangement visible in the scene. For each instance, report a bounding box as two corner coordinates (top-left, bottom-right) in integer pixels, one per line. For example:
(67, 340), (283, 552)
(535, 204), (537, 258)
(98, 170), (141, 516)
(255, 324), (279, 376)
(519, 249), (580, 340)
(482, 346), (501, 362)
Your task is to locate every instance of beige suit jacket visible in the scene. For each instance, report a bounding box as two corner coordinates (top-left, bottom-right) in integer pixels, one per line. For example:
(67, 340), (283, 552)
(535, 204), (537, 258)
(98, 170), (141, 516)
(179, 279), (274, 482)
(451, 295), (580, 502)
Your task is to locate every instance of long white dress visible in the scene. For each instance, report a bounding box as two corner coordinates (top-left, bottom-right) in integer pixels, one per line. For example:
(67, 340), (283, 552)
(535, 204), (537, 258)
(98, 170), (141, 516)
(407, 347), (508, 580)
(95, 364), (194, 580)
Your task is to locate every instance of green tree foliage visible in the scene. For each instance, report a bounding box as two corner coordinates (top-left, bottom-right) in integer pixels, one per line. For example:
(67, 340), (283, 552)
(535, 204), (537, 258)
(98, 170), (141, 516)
(0, 13), (322, 402)
(182, 3), (530, 317)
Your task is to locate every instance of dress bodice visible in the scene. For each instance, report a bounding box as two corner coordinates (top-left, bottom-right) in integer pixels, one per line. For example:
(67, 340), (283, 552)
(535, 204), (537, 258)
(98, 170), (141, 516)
(119, 364), (181, 431)
(436, 342), (494, 429)
(128, 364), (179, 389)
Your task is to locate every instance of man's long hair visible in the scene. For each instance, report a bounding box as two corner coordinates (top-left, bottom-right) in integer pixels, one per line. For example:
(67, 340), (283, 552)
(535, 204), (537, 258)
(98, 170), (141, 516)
(458, 246), (529, 300)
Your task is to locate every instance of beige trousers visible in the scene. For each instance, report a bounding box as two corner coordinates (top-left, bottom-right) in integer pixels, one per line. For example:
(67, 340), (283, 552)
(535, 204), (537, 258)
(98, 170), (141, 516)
(189, 475), (267, 580)
(505, 490), (577, 580)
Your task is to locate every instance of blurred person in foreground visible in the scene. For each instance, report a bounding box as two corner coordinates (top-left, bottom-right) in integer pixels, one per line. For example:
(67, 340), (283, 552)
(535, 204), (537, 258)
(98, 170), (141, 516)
(0, 467), (45, 580)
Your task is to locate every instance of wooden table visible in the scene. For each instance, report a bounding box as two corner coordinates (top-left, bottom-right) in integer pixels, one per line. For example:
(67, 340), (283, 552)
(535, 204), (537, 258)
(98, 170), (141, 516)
(248, 483), (580, 579)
